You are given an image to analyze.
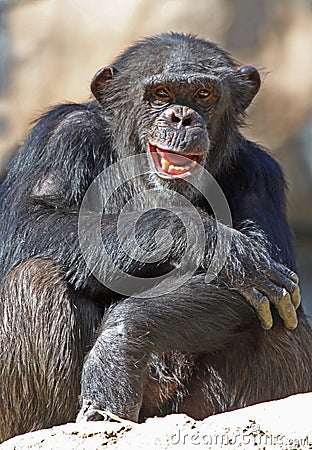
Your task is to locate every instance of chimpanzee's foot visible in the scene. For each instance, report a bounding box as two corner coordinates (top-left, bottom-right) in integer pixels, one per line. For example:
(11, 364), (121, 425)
(76, 401), (123, 423)
(76, 399), (140, 423)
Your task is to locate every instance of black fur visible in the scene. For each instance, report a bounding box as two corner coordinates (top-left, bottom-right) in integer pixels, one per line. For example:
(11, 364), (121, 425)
(0, 33), (311, 441)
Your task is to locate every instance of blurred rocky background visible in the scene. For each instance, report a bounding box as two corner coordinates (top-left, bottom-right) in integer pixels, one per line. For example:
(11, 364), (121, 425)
(0, 0), (311, 315)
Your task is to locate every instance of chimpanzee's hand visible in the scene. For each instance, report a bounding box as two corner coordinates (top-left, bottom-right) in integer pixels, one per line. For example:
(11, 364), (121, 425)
(214, 227), (301, 330)
(234, 261), (300, 330)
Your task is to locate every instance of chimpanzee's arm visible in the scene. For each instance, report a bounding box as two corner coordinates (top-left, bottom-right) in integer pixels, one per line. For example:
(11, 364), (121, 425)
(214, 141), (300, 330)
(0, 104), (200, 293)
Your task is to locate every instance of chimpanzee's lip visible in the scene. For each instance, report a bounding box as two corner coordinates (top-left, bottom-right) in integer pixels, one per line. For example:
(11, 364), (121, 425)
(148, 143), (204, 179)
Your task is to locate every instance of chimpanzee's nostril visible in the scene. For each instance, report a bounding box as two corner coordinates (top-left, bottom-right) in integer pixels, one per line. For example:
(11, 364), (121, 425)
(171, 112), (180, 123)
(182, 116), (193, 126)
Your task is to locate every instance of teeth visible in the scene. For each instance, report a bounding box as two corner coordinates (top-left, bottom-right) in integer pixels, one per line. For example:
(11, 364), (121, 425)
(161, 157), (191, 173)
(161, 157), (170, 171)
(159, 155), (198, 174)
(168, 164), (191, 173)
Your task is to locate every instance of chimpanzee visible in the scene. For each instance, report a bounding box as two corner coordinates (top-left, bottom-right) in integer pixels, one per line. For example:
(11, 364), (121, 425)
(0, 33), (311, 441)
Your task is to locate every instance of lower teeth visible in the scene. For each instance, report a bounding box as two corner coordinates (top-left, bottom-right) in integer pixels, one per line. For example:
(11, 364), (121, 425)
(168, 164), (190, 173)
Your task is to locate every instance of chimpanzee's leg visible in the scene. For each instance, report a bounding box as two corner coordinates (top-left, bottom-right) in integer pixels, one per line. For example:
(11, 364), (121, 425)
(0, 258), (102, 441)
(78, 274), (258, 422)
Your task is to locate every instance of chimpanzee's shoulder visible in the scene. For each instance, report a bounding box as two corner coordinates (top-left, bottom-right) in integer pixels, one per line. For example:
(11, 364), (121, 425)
(34, 101), (105, 129)
(236, 139), (286, 187)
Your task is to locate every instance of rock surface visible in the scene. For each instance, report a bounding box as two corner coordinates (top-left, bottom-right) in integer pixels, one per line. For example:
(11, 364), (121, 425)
(1, 393), (312, 449)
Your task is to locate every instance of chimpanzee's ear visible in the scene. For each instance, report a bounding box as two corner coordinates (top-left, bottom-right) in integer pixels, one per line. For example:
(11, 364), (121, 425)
(91, 66), (118, 101)
(237, 66), (261, 110)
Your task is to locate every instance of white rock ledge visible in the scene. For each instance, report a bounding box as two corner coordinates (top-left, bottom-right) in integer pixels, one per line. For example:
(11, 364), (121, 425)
(1, 393), (312, 449)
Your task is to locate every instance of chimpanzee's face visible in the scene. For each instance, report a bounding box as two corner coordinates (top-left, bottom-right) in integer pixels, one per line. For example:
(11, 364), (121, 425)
(143, 73), (222, 183)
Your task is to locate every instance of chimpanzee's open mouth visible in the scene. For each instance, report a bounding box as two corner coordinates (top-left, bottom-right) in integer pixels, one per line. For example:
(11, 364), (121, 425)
(148, 143), (204, 179)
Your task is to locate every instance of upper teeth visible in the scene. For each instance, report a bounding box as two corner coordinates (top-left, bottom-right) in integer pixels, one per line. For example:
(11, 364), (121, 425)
(161, 157), (170, 171)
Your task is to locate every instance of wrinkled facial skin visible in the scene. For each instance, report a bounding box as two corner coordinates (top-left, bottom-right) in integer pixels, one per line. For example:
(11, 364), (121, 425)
(144, 74), (221, 183)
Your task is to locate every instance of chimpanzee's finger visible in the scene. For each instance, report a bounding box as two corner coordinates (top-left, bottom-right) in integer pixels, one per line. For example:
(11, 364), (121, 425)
(274, 262), (299, 284)
(238, 287), (273, 330)
(255, 280), (298, 330)
(269, 266), (301, 309)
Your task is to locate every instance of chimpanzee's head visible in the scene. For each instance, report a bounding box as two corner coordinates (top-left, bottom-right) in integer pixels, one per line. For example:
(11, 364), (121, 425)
(91, 33), (260, 192)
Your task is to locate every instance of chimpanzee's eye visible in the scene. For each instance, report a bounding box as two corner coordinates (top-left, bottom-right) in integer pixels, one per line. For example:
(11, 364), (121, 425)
(194, 88), (212, 100)
(154, 86), (172, 104)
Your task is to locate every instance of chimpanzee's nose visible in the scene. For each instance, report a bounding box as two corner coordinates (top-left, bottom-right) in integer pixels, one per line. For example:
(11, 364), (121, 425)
(169, 106), (197, 127)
